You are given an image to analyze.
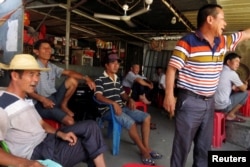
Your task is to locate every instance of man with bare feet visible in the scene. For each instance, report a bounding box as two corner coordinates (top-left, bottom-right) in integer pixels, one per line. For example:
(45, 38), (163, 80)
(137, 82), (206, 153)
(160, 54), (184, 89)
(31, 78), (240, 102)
(29, 39), (95, 125)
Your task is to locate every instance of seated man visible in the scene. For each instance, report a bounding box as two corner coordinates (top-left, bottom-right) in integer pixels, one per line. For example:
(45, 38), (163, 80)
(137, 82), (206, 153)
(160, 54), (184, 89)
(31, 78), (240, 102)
(214, 52), (248, 122)
(28, 39), (96, 126)
(159, 72), (166, 94)
(151, 66), (164, 106)
(122, 63), (153, 104)
(94, 53), (162, 165)
(158, 72), (178, 97)
(0, 54), (107, 167)
(152, 66), (164, 92)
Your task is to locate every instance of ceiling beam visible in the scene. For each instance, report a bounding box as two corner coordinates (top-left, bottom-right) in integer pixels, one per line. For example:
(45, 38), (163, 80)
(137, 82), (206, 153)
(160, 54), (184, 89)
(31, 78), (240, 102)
(59, 4), (150, 43)
(162, 0), (195, 32)
(26, 3), (150, 43)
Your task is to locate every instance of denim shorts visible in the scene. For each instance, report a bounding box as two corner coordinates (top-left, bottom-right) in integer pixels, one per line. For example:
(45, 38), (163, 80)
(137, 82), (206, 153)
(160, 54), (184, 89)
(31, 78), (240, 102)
(103, 106), (149, 130)
(223, 91), (248, 112)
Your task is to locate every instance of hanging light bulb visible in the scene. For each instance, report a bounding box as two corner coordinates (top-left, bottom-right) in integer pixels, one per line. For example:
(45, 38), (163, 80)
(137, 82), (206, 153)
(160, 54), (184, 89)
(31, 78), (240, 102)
(145, 0), (153, 10)
(145, 0), (153, 5)
(171, 16), (176, 24)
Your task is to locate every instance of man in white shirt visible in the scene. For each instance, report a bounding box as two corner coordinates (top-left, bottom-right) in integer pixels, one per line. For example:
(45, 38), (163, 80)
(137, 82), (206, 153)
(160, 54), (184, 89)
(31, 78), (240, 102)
(214, 52), (248, 122)
(122, 63), (153, 104)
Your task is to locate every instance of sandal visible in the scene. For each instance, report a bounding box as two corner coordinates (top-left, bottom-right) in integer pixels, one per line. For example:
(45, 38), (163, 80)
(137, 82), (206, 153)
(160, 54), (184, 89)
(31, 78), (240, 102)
(150, 123), (157, 130)
(150, 151), (163, 159)
(226, 116), (246, 122)
(141, 157), (155, 166)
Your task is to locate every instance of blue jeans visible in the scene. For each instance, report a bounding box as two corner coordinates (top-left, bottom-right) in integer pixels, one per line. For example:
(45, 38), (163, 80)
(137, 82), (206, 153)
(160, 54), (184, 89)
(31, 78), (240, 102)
(103, 106), (149, 130)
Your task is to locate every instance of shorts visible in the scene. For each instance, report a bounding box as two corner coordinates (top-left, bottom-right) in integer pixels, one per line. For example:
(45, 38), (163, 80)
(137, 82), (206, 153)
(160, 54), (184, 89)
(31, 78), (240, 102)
(223, 91), (248, 112)
(103, 106), (149, 129)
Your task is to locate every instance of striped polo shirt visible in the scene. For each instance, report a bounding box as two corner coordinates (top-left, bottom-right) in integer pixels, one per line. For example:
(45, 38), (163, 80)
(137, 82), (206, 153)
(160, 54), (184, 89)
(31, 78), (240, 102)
(95, 71), (126, 112)
(169, 31), (242, 96)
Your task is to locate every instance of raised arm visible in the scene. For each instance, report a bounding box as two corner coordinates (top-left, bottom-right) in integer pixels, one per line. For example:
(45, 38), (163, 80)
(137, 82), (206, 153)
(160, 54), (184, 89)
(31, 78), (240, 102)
(62, 69), (96, 90)
(239, 28), (250, 43)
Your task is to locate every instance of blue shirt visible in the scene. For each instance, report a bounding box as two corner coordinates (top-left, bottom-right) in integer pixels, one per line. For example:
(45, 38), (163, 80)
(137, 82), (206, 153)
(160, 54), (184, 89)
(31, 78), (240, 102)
(36, 59), (64, 97)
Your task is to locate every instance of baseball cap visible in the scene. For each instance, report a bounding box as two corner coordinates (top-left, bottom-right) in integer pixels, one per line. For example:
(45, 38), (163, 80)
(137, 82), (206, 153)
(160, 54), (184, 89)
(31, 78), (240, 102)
(101, 53), (121, 67)
(107, 53), (121, 63)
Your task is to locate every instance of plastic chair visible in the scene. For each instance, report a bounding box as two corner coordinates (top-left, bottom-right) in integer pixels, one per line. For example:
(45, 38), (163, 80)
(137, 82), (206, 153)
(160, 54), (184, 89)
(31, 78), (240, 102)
(0, 141), (62, 167)
(92, 96), (122, 155)
(157, 93), (164, 108)
(134, 101), (147, 112)
(0, 140), (10, 153)
(212, 111), (226, 148)
(122, 163), (163, 167)
(239, 91), (250, 117)
(0, 141), (12, 167)
(43, 119), (60, 129)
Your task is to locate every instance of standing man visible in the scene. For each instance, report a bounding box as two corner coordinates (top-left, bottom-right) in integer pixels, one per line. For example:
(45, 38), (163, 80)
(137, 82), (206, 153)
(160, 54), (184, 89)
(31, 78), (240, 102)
(29, 39), (96, 126)
(95, 53), (162, 165)
(214, 52), (248, 122)
(163, 4), (250, 167)
(0, 54), (107, 167)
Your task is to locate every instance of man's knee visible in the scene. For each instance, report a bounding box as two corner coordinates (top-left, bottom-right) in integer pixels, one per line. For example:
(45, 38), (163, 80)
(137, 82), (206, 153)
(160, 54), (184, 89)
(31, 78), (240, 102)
(79, 120), (100, 130)
(65, 77), (78, 88)
(144, 115), (151, 122)
(62, 115), (75, 125)
(242, 91), (249, 104)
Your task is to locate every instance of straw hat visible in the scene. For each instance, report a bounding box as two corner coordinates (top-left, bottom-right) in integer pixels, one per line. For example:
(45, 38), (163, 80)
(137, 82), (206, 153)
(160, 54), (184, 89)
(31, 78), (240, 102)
(0, 54), (49, 71)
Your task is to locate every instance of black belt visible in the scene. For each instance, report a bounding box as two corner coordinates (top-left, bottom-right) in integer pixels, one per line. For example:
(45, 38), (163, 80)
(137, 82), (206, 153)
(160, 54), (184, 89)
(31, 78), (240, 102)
(178, 88), (213, 100)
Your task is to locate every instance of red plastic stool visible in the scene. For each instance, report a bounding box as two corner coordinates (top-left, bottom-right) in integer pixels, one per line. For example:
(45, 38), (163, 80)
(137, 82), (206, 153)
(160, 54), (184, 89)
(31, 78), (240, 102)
(43, 119), (60, 129)
(212, 111), (226, 148)
(135, 101), (147, 112)
(240, 91), (250, 117)
(122, 163), (163, 167)
(157, 93), (164, 108)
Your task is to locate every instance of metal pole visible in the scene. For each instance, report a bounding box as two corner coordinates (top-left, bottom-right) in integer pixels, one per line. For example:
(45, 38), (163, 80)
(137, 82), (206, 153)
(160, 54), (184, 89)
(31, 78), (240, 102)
(65, 0), (71, 69)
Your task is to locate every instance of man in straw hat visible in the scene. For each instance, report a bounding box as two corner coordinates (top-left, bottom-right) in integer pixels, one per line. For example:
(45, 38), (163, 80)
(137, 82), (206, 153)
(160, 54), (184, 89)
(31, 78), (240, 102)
(0, 54), (107, 167)
(29, 39), (96, 126)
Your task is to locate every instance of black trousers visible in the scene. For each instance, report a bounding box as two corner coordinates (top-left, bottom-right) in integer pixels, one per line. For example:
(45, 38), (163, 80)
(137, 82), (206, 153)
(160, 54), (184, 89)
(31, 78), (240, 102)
(131, 80), (153, 101)
(31, 120), (107, 167)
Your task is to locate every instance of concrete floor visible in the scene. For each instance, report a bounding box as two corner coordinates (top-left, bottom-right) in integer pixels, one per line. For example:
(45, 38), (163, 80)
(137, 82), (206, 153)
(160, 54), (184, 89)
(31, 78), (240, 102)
(74, 105), (246, 167)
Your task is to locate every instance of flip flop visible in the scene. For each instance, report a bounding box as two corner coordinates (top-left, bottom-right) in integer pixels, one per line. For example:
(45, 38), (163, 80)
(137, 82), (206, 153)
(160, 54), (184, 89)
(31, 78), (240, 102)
(150, 123), (157, 130)
(226, 116), (246, 122)
(150, 151), (163, 159)
(141, 157), (155, 166)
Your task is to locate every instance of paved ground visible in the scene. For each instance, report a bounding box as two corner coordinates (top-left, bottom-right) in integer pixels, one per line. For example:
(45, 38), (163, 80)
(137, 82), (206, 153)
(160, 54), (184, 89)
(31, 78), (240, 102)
(74, 105), (246, 167)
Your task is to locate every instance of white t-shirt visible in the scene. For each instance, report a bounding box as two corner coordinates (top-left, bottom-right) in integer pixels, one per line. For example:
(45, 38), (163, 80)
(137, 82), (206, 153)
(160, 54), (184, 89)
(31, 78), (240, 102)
(159, 74), (166, 89)
(0, 91), (46, 159)
(214, 65), (244, 110)
(122, 71), (146, 88)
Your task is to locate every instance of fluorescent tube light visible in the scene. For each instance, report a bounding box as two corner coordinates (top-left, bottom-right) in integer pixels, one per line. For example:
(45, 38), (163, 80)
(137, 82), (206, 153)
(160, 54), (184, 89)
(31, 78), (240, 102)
(71, 25), (96, 36)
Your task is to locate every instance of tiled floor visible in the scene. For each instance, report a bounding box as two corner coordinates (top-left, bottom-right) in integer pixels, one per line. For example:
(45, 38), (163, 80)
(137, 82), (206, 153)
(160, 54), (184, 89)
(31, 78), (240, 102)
(75, 105), (246, 167)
